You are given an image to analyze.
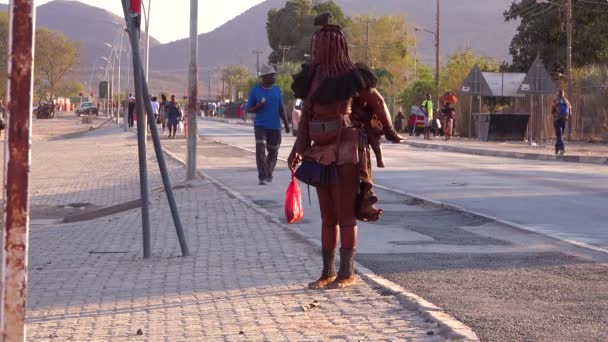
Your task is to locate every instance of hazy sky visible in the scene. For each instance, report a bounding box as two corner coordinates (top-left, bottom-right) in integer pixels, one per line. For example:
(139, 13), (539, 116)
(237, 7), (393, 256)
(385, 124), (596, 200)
(1, 0), (266, 43)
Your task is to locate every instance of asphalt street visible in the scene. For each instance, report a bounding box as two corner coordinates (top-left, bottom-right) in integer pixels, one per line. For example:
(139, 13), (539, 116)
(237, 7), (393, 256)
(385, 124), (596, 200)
(199, 119), (608, 253)
(191, 119), (608, 341)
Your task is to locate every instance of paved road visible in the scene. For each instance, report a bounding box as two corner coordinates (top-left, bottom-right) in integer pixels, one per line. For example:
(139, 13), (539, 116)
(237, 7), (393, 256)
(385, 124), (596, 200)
(189, 119), (608, 341)
(25, 117), (444, 341)
(199, 119), (608, 252)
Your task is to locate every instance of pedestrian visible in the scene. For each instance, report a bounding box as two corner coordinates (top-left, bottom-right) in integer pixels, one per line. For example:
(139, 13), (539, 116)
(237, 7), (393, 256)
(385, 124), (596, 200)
(209, 102), (216, 117)
(240, 101), (248, 122)
(420, 93), (434, 139)
(164, 94), (182, 139)
(441, 92), (458, 141)
(159, 94), (167, 134)
(246, 64), (290, 185)
(151, 96), (160, 127)
(288, 13), (403, 290)
(394, 111), (405, 133)
(551, 89), (571, 155)
(127, 93), (136, 128)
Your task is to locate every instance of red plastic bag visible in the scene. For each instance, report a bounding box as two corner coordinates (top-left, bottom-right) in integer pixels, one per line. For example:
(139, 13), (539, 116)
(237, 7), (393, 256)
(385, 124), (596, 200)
(285, 176), (304, 224)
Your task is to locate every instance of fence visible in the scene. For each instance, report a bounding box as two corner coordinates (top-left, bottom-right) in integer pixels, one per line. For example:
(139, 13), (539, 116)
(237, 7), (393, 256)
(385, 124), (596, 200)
(451, 87), (608, 143)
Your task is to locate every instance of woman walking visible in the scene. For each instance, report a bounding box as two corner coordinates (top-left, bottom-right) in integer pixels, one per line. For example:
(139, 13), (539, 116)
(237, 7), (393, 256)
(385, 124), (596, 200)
(288, 13), (403, 290)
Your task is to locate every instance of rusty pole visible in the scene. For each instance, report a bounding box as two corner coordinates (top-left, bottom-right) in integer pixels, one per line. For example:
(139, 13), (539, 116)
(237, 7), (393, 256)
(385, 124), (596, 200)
(1, 0), (35, 340)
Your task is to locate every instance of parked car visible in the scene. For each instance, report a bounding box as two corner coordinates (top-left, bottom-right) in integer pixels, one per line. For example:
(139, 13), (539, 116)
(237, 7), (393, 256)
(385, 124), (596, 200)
(75, 102), (98, 116)
(407, 106), (426, 136)
(291, 99), (303, 136)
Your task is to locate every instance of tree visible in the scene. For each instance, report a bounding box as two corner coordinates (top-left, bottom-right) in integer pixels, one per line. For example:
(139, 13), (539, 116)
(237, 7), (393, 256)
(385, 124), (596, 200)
(346, 15), (411, 95)
(222, 65), (251, 101)
(396, 65), (434, 110)
(34, 27), (80, 101)
(397, 48), (499, 112)
(266, 0), (348, 64)
(504, 0), (608, 73)
(57, 80), (84, 98)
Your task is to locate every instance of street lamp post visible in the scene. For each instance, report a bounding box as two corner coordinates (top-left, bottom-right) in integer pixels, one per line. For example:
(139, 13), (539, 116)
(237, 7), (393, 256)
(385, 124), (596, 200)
(105, 30), (124, 124)
(415, 25), (440, 110)
(101, 56), (112, 117)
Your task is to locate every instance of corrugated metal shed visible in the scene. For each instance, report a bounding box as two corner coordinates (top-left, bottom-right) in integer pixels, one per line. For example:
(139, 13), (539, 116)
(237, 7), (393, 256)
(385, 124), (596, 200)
(459, 64), (526, 97)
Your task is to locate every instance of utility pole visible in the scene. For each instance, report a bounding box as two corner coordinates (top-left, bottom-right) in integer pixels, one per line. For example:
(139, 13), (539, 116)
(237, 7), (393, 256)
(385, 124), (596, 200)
(566, 0), (573, 141)
(279, 45), (293, 66)
(208, 71), (212, 100)
(435, 0), (441, 112)
(141, 0), (152, 143)
(358, 18), (376, 66)
(253, 49), (263, 76)
(221, 68), (225, 101)
(413, 30), (417, 79)
(2, 0), (34, 339)
(187, 0), (198, 180)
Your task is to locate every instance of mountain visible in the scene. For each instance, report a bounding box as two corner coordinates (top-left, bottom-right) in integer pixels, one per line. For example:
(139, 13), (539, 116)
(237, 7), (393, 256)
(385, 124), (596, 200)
(36, 0), (160, 68)
(150, 0), (517, 77)
(1, 1), (520, 94)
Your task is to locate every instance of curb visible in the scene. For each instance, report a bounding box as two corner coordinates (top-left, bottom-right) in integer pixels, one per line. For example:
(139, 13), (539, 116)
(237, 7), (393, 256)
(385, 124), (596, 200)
(162, 143), (480, 341)
(403, 141), (608, 166)
(373, 184), (608, 256)
(210, 139), (608, 256)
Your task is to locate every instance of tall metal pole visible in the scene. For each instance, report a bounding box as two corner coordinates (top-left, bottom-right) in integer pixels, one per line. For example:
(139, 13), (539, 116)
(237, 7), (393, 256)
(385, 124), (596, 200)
(566, 0), (573, 141)
(144, 0), (151, 80)
(253, 49), (262, 76)
(124, 49), (131, 132)
(365, 20), (370, 65)
(117, 29), (124, 125)
(2, 0), (34, 339)
(141, 0), (151, 143)
(435, 0), (441, 112)
(121, 0), (190, 258)
(187, 0), (198, 180)
(208, 71), (211, 100)
(122, 0), (151, 258)
(413, 30), (417, 79)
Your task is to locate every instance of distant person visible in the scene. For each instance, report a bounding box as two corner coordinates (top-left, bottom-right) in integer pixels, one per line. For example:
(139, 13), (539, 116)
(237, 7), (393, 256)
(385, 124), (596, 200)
(394, 111), (405, 133)
(159, 94), (168, 134)
(441, 92), (458, 141)
(164, 94), (182, 139)
(127, 93), (136, 128)
(209, 102), (216, 117)
(246, 64), (290, 185)
(420, 93), (434, 140)
(551, 89), (571, 155)
(151, 96), (160, 125)
(240, 101), (248, 122)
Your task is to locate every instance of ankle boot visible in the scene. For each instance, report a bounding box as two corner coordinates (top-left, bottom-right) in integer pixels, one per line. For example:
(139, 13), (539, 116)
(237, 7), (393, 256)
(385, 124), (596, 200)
(356, 182), (383, 222)
(327, 248), (356, 289)
(308, 249), (337, 289)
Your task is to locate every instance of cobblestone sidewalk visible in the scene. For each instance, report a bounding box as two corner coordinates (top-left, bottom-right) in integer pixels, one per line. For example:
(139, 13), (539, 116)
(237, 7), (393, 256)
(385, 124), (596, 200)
(25, 119), (443, 341)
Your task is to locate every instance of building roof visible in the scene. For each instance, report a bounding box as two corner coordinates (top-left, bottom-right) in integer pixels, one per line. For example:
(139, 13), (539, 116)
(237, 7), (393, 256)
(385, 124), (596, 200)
(459, 64), (527, 97)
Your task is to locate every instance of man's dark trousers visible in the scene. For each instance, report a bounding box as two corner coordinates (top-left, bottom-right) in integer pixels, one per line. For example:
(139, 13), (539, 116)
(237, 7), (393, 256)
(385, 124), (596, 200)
(554, 119), (566, 152)
(254, 126), (282, 182)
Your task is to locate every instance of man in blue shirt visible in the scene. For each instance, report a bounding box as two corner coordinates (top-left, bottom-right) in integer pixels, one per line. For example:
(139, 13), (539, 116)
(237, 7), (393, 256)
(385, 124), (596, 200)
(247, 64), (290, 185)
